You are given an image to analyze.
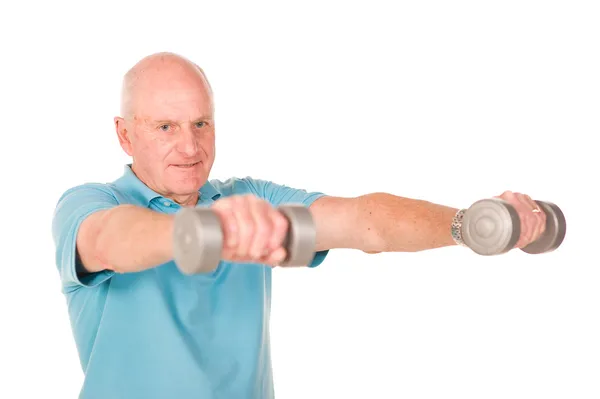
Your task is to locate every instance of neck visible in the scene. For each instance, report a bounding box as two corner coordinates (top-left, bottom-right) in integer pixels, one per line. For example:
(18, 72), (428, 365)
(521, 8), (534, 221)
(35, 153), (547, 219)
(171, 192), (200, 207)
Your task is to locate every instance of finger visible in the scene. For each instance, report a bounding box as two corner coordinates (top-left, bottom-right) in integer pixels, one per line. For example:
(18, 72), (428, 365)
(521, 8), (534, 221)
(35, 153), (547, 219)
(262, 247), (287, 267)
(495, 190), (513, 200)
(233, 195), (255, 259)
(212, 199), (238, 248)
(248, 198), (272, 259)
(523, 195), (542, 242)
(513, 193), (534, 247)
(538, 207), (547, 235)
(523, 194), (543, 243)
(531, 207), (546, 243)
(523, 194), (545, 242)
(269, 210), (289, 252)
(523, 194), (540, 213)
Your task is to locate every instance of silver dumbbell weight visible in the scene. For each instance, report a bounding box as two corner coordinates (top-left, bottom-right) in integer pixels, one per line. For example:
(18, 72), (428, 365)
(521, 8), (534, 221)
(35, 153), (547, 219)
(172, 205), (316, 274)
(461, 198), (566, 256)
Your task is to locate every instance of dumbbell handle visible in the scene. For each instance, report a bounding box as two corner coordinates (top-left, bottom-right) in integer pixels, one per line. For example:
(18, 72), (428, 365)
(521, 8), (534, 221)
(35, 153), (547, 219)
(173, 205), (316, 275)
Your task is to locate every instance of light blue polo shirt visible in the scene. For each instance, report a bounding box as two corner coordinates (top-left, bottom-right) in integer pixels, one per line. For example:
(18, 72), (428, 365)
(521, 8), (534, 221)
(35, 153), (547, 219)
(51, 165), (329, 399)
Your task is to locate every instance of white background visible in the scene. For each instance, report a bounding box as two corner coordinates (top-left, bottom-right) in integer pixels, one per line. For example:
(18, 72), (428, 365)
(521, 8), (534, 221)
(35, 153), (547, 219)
(2, 1), (599, 398)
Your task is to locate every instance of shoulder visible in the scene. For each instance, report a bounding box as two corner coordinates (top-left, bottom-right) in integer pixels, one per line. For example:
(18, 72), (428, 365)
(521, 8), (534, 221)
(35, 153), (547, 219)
(52, 182), (122, 228)
(54, 182), (129, 208)
(56, 182), (118, 201)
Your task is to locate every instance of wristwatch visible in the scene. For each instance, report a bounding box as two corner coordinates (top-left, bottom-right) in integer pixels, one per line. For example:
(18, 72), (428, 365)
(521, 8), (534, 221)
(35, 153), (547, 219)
(451, 208), (467, 246)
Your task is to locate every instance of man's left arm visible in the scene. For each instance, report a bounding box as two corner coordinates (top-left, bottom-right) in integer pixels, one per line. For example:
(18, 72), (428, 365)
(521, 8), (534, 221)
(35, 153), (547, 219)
(309, 190), (545, 254)
(309, 193), (459, 254)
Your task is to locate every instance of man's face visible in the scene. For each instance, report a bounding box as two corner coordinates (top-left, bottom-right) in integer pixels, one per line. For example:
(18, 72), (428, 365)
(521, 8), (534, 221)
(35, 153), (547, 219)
(116, 72), (215, 203)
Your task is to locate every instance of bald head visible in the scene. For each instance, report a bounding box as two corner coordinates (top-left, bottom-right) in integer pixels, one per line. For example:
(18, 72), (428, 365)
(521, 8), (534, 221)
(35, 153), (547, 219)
(120, 52), (213, 118)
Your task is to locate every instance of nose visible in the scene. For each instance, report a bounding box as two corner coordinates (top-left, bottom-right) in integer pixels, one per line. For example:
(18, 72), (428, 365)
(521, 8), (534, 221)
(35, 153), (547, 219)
(176, 126), (199, 157)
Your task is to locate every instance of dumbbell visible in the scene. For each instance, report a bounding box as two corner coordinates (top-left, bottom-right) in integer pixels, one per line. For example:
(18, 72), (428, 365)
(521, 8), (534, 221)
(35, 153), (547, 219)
(460, 198), (566, 256)
(172, 205), (316, 274)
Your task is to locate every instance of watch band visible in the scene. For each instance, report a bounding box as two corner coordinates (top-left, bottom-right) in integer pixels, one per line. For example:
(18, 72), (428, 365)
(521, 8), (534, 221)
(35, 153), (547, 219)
(451, 208), (467, 246)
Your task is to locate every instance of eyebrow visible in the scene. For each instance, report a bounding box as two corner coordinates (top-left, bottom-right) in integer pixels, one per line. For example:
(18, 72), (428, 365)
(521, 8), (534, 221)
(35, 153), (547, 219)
(147, 116), (213, 125)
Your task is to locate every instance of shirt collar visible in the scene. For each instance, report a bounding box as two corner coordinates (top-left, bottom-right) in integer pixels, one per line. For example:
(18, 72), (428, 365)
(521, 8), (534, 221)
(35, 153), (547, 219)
(115, 164), (221, 206)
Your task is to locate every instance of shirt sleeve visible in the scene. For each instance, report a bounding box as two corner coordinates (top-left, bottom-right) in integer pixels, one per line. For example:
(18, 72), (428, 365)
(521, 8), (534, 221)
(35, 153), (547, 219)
(244, 178), (329, 268)
(51, 183), (119, 291)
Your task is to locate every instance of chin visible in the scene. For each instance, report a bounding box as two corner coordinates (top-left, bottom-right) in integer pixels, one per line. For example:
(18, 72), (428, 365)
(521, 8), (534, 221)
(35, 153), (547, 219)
(167, 164), (209, 189)
(173, 176), (205, 193)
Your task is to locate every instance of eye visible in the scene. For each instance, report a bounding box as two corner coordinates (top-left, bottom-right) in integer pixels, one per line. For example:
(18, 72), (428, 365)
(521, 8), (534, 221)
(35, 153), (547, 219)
(195, 121), (207, 128)
(158, 124), (171, 132)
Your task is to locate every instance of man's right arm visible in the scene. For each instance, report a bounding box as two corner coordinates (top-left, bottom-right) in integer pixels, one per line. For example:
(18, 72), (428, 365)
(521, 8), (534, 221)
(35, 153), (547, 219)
(52, 184), (176, 290)
(78, 205), (175, 274)
(53, 183), (333, 287)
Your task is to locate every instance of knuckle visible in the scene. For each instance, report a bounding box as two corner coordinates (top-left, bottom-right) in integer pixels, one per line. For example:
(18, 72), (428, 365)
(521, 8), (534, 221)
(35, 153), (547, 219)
(219, 213), (233, 228)
(274, 213), (288, 229)
(257, 199), (272, 212)
(243, 223), (255, 239)
(254, 220), (270, 237)
(222, 198), (236, 210)
(212, 199), (228, 210)
(274, 219), (288, 235)
(235, 195), (247, 206)
(238, 219), (252, 236)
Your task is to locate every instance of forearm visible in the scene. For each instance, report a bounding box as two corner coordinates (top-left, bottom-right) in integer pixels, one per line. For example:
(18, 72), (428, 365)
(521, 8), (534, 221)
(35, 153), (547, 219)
(356, 192), (458, 253)
(94, 205), (175, 273)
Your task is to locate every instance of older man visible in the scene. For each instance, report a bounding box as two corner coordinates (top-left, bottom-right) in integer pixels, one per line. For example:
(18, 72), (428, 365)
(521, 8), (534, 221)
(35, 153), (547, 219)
(52, 52), (545, 398)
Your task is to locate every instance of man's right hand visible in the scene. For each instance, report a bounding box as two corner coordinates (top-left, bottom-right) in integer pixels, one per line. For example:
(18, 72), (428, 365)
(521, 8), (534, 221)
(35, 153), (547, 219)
(210, 195), (290, 266)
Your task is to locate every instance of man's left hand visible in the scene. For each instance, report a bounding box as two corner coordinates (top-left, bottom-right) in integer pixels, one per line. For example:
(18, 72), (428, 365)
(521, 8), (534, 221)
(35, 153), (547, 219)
(494, 191), (547, 249)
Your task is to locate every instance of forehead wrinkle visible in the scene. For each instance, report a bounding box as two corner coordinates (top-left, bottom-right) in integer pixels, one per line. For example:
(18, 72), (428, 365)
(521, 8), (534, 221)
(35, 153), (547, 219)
(142, 113), (213, 126)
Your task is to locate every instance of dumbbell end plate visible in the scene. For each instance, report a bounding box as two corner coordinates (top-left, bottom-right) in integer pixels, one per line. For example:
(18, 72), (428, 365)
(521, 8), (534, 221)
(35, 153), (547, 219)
(521, 201), (566, 254)
(278, 205), (316, 267)
(462, 198), (521, 256)
(173, 207), (223, 274)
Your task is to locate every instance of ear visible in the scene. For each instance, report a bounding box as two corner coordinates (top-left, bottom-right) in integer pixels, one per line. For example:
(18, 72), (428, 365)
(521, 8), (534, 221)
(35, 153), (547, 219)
(114, 117), (134, 156)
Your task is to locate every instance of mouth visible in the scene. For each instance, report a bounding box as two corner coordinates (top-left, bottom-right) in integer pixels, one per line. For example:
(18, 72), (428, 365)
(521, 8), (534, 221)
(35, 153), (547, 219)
(173, 161), (200, 169)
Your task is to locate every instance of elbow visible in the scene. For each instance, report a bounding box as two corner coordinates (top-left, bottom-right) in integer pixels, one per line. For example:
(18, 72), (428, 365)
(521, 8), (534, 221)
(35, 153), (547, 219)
(358, 217), (429, 254)
(359, 223), (388, 254)
(355, 194), (387, 253)
(94, 223), (118, 273)
(356, 193), (434, 254)
(76, 208), (118, 274)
